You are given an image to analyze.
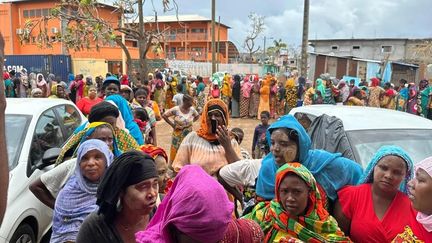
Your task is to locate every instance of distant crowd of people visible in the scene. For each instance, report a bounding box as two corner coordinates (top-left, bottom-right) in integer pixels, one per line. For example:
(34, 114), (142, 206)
(2, 67), (432, 242)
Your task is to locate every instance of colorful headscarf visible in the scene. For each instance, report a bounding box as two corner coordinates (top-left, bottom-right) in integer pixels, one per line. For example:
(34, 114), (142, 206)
(140, 144), (168, 161)
(55, 122), (120, 165)
(219, 219), (264, 243)
(196, 99), (229, 142)
(314, 78), (326, 99)
(136, 165), (233, 243)
(51, 139), (113, 242)
(105, 94), (144, 145)
(370, 77), (380, 87)
(246, 163), (351, 242)
(361, 145), (414, 194)
(414, 157), (432, 232)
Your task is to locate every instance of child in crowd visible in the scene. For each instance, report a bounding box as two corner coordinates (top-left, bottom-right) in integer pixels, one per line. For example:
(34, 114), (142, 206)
(172, 84), (184, 106)
(252, 111), (271, 159)
(231, 127), (251, 160)
(133, 107), (151, 143)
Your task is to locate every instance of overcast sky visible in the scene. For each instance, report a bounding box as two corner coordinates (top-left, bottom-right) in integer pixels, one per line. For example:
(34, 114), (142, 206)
(143, 0), (432, 51)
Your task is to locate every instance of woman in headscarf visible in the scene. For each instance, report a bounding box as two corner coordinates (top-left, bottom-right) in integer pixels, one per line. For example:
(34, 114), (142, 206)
(396, 79), (409, 111)
(249, 75), (260, 118)
(367, 77), (384, 107)
(257, 74), (271, 119)
(120, 74), (129, 86)
(346, 89), (366, 106)
(394, 157), (432, 242)
(105, 94), (145, 145)
(334, 146), (414, 242)
(417, 80), (430, 117)
(140, 145), (171, 195)
(165, 75), (177, 109)
(76, 85), (103, 116)
(50, 139), (113, 243)
(338, 80), (350, 104)
(30, 88), (43, 98)
(196, 76), (207, 114)
(240, 76), (253, 118)
(406, 83), (418, 114)
(323, 78), (337, 105)
(152, 72), (165, 112)
(218, 115), (363, 210)
(313, 78), (325, 104)
(392, 157), (432, 242)
(56, 122), (121, 165)
(269, 77), (277, 118)
(221, 73), (232, 108)
(162, 94), (200, 166)
(284, 76), (297, 113)
(231, 74), (241, 118)
(172, 99), (241, 176)
(135, 165), (233, 243)
(70, 74), (85, 102)
(36, 73), (49, 97)
(29, 72), (37, 91)
(56, 102), (141, 164)
(245, 163), (351, 242)
(303, 81), (315, 106)
(49, 83), (69, 100)
(77, 151), (159, 243)
(381, 82), (397, 109)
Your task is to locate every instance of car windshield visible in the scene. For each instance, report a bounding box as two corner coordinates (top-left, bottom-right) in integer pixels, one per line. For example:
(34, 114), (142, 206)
(5, 115), (31, 170)
(346, 129), (432, 168)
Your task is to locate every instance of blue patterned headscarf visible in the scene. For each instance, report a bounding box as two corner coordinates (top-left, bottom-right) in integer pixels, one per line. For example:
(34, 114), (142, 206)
(51, 139), (114, 242)
(105, 94), (144, 145)
(360, 145), (414, 194)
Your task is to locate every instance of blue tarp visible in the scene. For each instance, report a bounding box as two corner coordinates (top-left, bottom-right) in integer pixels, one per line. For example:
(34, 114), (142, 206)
(366, 62), (381, 82)
(382, 62), (392, 84)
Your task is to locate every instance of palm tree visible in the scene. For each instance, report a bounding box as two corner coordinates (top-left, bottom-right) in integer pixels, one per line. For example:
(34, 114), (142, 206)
(273, 39), (287, 57)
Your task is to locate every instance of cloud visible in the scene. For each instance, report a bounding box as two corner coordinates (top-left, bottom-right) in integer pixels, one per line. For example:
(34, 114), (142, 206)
(139, 0), (432, 49)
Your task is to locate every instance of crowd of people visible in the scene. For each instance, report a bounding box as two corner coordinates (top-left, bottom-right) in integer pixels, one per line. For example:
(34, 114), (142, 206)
(1, 67), (432, 242)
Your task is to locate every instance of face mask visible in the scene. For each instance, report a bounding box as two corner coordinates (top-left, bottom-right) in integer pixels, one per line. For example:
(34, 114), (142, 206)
(210, 119), (218, 134)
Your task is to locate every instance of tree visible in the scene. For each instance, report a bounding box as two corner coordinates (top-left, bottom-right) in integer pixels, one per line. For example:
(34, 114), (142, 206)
(300, 0), (310, 77)
(243, 13), (265, 63)
(266, 39), (287, 63)
(19, 0), (175, 83)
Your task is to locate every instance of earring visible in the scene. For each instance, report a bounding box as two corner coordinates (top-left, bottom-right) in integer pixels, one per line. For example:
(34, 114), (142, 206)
(116, 198), (122, 212)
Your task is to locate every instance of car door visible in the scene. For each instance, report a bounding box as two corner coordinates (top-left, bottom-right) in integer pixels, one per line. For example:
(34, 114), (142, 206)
(28, 108), (65, 176)
(53, 104), (82, 140)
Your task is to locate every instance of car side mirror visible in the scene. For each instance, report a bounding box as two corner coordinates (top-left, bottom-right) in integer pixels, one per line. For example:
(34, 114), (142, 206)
(42, 148), (61, 167)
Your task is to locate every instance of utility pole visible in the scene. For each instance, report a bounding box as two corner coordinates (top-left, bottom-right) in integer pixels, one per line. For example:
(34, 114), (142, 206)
(217, 16), (220, 72)
(211, 0), (216, 74)
(121, 4), (126, 76)
(300, 0), (310, 77)
(263, 36), (266, 63)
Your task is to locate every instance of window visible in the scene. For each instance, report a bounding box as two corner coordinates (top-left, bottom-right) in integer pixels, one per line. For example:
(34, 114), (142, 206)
(30, 109), (64, 167)
(23, 10), (29, 18)
(29, 9), (35, 18)
(35, 9), (42, 17)
(42, 8), (49, 17)
(382, 45), (393, 53)
(177, 47), (185, 52)
(191, 28), (205, 33)
(191, 47), (203, 52)
(331, 45), (338, 50)
(170, 47), (176, 53)
(54, 104), (82, 138)
(5, 115), (31, 170)
(177, 29), (185, 33)
(353, 46), (361, 50)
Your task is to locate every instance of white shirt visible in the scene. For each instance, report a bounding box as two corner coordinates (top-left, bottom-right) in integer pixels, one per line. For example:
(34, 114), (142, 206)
(40, 159), (76, 197)
(219, 159), (262, 188)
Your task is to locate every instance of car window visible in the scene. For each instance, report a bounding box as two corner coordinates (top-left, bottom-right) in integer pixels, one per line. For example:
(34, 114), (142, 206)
(30, 109), (64, 167)
(347, 129), (432, 168)
(5, 115), (31, 171)
(54, 104), (82, 138)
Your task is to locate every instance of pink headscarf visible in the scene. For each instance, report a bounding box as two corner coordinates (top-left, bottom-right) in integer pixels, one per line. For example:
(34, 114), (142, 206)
(135, 165), (233, 243)
(415, 157), (432, 232)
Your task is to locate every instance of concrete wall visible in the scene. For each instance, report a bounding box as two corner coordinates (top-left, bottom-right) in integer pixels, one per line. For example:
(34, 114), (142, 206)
(312, 39), (408, 61)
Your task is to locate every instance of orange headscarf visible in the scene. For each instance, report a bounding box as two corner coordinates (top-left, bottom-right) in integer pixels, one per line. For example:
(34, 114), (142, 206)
(140, 145), (168, 161)
(196, 99), (229, 142)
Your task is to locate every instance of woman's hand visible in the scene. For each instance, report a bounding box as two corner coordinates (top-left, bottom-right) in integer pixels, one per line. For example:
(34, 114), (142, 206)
(216, 125), (232, 149)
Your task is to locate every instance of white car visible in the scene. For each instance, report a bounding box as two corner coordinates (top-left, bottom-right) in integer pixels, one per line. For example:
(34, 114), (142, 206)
(289, 105), (432, 167)
(1, 98), (85, 243)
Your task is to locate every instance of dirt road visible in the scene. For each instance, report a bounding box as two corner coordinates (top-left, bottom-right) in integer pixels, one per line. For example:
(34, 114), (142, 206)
(155, 117), (261, 156)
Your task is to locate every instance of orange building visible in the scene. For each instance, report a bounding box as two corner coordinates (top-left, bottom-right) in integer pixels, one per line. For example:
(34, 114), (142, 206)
(0, 0), (139, 76)
(142, 15), (239, 63)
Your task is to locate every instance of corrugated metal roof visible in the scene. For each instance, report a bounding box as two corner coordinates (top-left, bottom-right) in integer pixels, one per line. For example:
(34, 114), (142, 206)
(129, 14), (231, 28)
(0, 0), (118, 9)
